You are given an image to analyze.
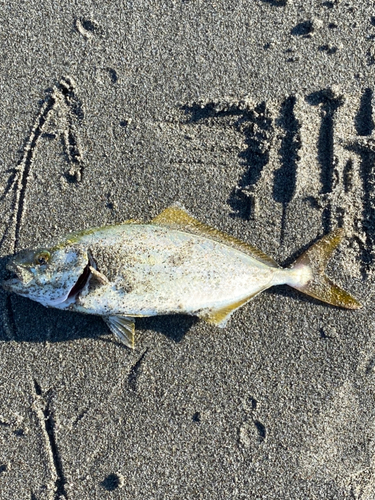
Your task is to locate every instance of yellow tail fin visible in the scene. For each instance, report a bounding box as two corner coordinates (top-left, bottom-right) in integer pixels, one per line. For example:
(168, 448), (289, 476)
(289, 229), (362, 309)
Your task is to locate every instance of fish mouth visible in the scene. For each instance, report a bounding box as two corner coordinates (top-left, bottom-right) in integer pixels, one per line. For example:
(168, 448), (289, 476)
(5, 262), (33, 284)
(7, 262), (25, 276)
(2, 277), (24, 293)
(2, 262), (33, 294)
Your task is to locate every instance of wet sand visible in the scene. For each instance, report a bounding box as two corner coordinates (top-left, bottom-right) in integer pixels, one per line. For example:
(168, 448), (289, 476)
(0, 1), (374, 499)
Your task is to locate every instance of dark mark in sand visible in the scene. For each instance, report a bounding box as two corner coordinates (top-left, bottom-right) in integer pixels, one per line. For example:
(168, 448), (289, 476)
(128, 349), (148, 391)
(101, 473), (123, 491)
(33, 379), (68, 500)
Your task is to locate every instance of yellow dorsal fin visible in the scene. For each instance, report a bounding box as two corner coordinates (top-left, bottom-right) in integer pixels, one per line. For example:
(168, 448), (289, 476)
(151, 205), (279, 268)
(200, 289), (267, 327)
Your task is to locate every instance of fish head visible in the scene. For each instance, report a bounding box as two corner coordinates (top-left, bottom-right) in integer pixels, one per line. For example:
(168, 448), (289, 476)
(3, 245), (90, 308)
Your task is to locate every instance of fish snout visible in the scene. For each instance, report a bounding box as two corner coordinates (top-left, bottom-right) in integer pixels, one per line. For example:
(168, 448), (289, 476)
(2, 278), (21, 292)
(5, 261), (34, 284)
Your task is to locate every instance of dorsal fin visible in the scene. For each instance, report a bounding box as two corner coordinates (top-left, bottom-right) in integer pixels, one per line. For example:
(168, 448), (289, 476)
(151, 205), (279, 268)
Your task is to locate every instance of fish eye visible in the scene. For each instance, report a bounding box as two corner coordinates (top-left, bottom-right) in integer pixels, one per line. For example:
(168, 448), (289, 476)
(34, 251), (50, 266)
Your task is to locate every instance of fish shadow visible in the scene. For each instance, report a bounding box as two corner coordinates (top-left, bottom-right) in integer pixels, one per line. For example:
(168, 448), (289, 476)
(0, 291), (195, 345)
(264, 285), (327, 308)
(0, 292), (105, 343)
(137, 315), (198, 344)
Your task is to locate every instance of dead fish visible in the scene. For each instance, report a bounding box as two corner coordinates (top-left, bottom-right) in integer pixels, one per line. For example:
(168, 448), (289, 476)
(3, 206), (361, 348)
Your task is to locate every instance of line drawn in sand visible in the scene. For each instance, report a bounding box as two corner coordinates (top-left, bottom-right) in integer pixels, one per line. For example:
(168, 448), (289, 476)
(32, 379), (68, 500)
(183, 89), (374, 277)
(182, 98), (300, 242)
(0, 76), (84, 254)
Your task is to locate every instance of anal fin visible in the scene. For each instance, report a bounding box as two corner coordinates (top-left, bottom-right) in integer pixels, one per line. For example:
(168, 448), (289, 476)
(103, 315), (135, 348)
(199, 290), (265, 328)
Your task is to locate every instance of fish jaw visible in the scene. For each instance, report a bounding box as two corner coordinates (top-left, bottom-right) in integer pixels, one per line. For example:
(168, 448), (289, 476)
(3, 247), (91, 308)
(2, 277), (32, 296)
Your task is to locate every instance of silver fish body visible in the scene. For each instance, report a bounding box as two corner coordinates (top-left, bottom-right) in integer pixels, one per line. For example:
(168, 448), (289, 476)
(65, 224), (289, 318)
(3, 206), (361, 348)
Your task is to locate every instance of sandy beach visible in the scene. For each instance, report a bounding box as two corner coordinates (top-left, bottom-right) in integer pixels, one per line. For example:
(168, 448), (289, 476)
(0, 1), (374, 498)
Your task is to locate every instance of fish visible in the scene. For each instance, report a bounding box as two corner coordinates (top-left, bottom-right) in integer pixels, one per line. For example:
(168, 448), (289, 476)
(3, 206), (361, 348)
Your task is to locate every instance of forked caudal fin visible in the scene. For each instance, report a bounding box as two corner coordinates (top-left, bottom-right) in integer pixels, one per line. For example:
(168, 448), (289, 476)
(287, 229), (362, 309)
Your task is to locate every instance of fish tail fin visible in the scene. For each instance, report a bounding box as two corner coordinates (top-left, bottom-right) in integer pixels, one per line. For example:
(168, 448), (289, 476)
(287, 229), (362, 309)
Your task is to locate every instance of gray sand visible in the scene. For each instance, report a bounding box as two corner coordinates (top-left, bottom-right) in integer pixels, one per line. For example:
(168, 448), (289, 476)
(0, 1), (374, 499)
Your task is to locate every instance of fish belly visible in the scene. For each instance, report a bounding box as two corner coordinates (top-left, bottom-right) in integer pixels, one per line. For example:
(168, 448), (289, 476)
(72, 225), (275, 317)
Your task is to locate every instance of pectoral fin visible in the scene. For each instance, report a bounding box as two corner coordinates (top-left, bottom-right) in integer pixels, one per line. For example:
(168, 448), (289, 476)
(89, 266), (110, 285)
(103, 315), (135, 348)
(199, 290), (266, 327)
